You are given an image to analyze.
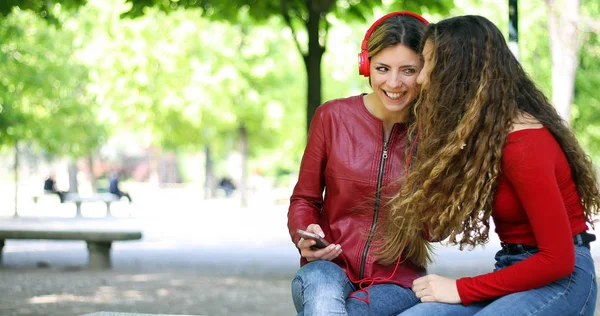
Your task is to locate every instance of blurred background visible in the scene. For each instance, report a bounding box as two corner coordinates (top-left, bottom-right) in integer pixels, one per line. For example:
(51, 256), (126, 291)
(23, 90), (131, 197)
(0, 0), (599, 315)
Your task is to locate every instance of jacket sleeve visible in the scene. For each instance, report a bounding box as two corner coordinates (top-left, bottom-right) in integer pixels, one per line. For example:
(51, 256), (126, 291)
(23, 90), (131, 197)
(288, 106), (328, 245)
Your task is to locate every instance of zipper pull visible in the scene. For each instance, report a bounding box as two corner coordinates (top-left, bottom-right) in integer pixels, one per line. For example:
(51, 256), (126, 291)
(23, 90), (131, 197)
(383, 141), (389, 159)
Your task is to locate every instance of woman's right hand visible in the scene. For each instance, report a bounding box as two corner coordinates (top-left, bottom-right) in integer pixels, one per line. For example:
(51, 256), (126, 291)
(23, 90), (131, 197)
(297, 224), (343, 262)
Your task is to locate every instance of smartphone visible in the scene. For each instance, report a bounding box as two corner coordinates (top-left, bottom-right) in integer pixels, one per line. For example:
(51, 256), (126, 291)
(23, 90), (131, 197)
(296, 229), (330, 249)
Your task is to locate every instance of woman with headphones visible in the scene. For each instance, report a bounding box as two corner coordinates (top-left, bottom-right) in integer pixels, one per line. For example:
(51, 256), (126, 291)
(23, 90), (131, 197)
(287, 11), (429, 315)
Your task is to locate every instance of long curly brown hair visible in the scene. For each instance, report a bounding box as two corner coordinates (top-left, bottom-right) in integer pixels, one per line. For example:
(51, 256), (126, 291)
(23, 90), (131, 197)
(375, 15), (600, 268)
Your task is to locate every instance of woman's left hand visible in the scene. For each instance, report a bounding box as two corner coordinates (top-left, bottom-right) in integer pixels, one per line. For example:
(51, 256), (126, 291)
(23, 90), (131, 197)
(412, 274), (461, 304)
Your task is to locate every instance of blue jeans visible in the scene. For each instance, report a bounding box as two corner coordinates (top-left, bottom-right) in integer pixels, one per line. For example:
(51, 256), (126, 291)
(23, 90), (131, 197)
(399, 244), (597, 316)
(292, 260), (419, 316)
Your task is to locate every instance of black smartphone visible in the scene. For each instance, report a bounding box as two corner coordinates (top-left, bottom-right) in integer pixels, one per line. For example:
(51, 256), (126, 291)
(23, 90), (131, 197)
(296, 229), (330, 249)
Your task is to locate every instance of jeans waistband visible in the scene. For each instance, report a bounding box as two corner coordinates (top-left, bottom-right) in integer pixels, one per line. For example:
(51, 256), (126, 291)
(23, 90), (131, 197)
(501, 232), (596, 255)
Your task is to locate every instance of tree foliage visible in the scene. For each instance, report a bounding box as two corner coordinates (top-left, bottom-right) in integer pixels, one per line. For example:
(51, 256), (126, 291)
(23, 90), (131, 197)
(122, 0), (455, 131)
(0, 7), (106, 156)
(572, 0), (600, 163)
(4, 0), (598, 175)
(0, 0), (87, 23)
(75, 0), (306, 164)
(452, 0), (600, 164)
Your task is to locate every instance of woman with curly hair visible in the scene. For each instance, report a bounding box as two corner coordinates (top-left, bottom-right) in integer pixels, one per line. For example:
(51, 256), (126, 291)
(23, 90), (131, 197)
(376, 15), (599, 315)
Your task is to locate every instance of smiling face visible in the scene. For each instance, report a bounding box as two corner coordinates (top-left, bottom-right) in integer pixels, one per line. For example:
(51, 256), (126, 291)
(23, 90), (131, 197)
(369, 43), (422, 117)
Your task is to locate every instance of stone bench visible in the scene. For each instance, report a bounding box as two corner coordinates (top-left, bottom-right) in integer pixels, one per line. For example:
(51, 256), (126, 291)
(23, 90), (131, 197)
(0, 228), (142, 269)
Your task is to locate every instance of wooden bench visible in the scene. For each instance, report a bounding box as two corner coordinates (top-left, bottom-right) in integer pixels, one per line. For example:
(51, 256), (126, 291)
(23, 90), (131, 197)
(0, 228), (142, 269)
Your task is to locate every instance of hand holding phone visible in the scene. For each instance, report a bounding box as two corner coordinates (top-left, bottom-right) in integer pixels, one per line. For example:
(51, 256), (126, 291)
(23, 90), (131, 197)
(296, 229), (330, 249)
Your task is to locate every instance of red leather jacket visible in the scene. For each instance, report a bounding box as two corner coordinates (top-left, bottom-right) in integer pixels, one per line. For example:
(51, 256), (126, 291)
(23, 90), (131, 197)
(288, 95), (425, 287)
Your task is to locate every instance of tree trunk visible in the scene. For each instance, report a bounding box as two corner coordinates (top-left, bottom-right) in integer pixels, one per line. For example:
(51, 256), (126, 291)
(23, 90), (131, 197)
(508, 0), (519, 60)
(280, 1), (331, 133)
(13, 142), (19, 217)
(68, 160), (78, 193)
(204, 145), (215, 199)
(546, 0), (580, 122)
(305, 5), (326, 133)
(147, 146), (161, 185)
(87, 153), (97, 192)
(239, 124), (249, 207)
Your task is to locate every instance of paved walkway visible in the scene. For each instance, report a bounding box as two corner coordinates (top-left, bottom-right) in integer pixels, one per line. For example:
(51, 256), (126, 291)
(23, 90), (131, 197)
(1, 196), (599, 316)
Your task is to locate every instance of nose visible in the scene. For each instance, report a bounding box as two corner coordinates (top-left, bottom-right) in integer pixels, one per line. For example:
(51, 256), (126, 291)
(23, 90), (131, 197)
(388, 71), (403, 88)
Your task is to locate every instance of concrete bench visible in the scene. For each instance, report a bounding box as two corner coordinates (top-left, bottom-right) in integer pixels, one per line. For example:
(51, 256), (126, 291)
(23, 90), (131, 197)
(63, 193), (121, 217)
(0, 228), (142, 269)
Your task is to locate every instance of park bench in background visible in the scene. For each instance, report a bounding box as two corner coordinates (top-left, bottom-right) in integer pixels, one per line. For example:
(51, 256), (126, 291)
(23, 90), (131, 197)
(31, 191), (61, 203)
(32, 192), (123, 217)
(63, 193), (121, 217)
(0, 227), (142, 269)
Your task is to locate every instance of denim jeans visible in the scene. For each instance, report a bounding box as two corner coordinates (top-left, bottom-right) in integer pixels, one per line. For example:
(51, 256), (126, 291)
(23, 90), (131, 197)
(292, 260), (419, 316)
(399, 244), (597, 316)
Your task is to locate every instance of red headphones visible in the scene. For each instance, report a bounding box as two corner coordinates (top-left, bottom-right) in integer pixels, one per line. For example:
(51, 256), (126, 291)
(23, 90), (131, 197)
(358, 11), (429, 77)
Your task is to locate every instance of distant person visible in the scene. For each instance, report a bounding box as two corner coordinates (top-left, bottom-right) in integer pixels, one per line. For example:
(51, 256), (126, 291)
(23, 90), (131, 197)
(219, 177), (236, 198)
(43, 172), (65, 203)
(109, 172), (132, 203)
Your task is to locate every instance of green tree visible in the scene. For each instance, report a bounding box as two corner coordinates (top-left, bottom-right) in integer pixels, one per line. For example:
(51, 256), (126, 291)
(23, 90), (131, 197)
(0, 0), (86, 17)
(0, 9), (106, 153)
(122, 0), (454, 132)
(0, 7), (107, 214)
(451, 0), (600, 164)
(572, 0), (600, 163)
(74, 0), (309, 201)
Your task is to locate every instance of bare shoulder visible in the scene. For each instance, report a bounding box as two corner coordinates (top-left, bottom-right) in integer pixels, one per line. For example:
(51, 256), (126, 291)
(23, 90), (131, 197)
(510, 112), (543, 133)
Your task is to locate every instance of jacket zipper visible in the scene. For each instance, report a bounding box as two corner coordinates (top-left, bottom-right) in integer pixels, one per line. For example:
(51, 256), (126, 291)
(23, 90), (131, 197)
(359, 124), (393, 279)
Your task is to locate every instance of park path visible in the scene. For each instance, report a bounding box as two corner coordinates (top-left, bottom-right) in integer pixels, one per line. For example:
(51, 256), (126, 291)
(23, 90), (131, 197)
(0, 195), (599, 316)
